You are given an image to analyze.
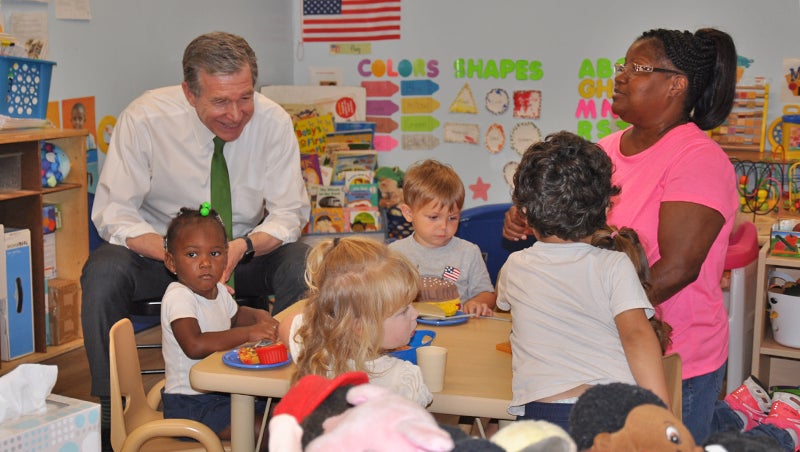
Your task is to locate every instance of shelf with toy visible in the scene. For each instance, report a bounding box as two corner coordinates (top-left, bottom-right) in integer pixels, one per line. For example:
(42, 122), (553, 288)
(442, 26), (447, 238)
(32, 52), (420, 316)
(752, 243), (800, 387)
(712, 82), (770, 154)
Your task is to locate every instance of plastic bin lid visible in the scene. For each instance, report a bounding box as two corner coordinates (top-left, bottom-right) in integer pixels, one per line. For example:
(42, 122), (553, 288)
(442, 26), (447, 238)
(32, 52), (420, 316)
(724, 221), (759, 270)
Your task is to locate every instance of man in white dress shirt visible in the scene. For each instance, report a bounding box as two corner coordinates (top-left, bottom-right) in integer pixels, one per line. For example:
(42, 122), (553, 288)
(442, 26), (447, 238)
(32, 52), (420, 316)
(80, 31), (310, 449)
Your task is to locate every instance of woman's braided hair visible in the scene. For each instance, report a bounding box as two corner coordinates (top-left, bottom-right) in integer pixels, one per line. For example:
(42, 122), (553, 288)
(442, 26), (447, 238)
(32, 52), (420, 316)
(638, 28), (737, 130)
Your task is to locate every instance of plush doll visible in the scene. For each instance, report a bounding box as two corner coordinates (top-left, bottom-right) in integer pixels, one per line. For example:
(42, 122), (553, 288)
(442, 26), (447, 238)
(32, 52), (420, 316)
(269, 371), (454, 452)
(568, 383), (780, 452)
(376, 166), (413, 241)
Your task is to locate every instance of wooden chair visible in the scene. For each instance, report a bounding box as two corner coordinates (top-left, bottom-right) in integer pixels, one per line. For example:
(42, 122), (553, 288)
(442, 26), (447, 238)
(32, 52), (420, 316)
(662, 352), (683, 419)
(109, 318), (228, 452)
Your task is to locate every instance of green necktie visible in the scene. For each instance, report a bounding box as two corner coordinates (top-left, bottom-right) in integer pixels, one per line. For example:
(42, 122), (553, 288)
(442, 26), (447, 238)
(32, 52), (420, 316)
(211, 136), (233, 241)
(211, 136), (234, 287)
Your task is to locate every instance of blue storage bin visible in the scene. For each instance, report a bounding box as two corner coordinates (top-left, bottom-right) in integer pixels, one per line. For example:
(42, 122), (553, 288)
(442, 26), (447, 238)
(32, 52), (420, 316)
(0, 56), (55, 119)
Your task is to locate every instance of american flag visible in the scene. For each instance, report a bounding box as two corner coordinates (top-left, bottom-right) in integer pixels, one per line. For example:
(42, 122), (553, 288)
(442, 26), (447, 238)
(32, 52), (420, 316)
(302, 0), (401, 43)
(442, 266), (461, 282)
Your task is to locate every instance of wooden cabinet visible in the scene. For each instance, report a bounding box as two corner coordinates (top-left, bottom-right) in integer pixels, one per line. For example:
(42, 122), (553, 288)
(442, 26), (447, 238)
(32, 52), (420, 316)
(0, 128), (88, 374)
(751, 242), (800, 385)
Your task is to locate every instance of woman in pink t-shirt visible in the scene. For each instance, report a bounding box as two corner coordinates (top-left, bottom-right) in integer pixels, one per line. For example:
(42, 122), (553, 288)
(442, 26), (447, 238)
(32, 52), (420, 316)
(503, 28), (800, 448)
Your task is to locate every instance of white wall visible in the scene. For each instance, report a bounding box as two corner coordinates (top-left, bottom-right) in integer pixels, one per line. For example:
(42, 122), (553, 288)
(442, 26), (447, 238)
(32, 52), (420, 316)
(3, 0), (799, 209)
(2, 0), (295, 124)
(291, 0), (800, 208)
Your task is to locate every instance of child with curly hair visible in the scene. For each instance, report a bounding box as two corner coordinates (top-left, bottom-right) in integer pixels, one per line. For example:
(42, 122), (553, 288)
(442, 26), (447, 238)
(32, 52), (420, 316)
(496, 131), (668, 432)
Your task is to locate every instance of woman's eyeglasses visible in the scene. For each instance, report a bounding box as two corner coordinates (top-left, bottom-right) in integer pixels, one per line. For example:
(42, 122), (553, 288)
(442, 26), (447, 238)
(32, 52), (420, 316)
(614, 63), (684, 76)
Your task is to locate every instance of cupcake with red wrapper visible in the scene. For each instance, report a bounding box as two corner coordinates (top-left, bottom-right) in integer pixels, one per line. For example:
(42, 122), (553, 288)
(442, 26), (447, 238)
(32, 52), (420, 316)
(256, 341), (289, 364)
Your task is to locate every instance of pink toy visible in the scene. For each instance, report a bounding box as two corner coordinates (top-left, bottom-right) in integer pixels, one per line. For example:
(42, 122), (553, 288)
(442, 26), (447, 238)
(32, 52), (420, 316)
(269, 371), (453, 452)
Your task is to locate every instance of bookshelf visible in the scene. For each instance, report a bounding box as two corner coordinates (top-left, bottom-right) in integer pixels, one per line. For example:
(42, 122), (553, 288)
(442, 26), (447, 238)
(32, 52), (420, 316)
(0, 128), (88, 375)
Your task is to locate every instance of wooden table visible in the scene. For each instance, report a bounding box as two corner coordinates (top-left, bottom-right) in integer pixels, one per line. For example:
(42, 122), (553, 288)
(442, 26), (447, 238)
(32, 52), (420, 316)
(190, 311), (513, 451)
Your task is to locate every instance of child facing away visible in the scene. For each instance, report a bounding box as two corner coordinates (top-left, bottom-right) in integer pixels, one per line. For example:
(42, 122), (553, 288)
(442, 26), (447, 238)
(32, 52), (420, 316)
(278, 236), (433, 407)
(495, 131), (669, 432)
(388, 159), (496, 316)
(160, 206), (278, 448)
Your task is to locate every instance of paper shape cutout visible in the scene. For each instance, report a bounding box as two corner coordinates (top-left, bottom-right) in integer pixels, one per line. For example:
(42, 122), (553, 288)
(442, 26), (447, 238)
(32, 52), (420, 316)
(402, 134), (440, 150)
(402, 79), (440, 96)
(449, 83), (478, 114)
(511, 122), (542, 156)
(444, 122), (480, 144)
(367, 99), (400, 116)
(401, 116), (440, 132)
(485, 88), (509, 115)
(367, 116), (399, 133)
(401, 97), (440, 114)
(97, 115), (116, 154)
(374, 134), (399, 151)
(503, 161), (519, 190)
(469, 177), (491, 201)
(362, 80), (399, 97)
(513, 90), (542, 119)
(485, 123), (505, 154)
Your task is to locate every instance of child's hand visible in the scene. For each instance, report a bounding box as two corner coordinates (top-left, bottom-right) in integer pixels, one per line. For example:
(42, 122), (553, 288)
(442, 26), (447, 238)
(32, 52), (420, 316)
(462, 300), (493, 317)
(248, 320), (279, 343)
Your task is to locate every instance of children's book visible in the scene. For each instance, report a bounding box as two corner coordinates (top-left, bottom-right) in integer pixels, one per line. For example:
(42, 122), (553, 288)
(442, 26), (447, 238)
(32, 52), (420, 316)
(346, 183), (380, 208)
(300, 154), (323, 187)
(319, 165), (334, 186)
(345, 207), (382, 233)
(294, 113), (335, 154)
(341, 170), (375, 187)
(311, 208), (345, 233)
(334, 121), (377, 142)
(326, 129), (374, 150)
(315, 185), (346, 208)
(330, 150), (378, 184)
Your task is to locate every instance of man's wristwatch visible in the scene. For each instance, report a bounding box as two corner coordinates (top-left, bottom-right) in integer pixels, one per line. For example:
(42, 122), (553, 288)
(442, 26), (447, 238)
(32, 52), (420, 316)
(241, 236), (255, 264)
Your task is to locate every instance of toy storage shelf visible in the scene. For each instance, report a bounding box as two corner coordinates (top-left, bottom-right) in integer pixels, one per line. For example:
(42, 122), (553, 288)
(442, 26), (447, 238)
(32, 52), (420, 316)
(0, 128), (88, 375)
(751, 243), (800, 385)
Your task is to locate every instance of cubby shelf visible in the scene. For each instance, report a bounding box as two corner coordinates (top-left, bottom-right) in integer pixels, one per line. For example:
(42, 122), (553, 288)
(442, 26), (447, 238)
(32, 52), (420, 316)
(751, 243), (800, 385)
(0, 128), (89, 375)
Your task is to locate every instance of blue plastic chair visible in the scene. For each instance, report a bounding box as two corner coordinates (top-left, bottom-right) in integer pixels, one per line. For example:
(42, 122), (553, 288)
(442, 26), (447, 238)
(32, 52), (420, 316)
(456, 203), (534, 285)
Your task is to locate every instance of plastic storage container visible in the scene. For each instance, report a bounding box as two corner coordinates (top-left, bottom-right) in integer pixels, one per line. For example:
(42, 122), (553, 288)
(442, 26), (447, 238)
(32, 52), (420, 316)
(767, 271), (800, 348)
(0, 56), (55, 119)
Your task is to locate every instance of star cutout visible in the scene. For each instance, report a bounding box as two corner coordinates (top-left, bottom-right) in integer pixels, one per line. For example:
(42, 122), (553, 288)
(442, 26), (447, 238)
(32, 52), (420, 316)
(469, 177), (491, 201)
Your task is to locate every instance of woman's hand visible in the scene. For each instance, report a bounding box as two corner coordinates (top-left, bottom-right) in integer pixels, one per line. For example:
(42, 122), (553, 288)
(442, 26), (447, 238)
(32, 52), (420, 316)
(502, 205), (533, 241)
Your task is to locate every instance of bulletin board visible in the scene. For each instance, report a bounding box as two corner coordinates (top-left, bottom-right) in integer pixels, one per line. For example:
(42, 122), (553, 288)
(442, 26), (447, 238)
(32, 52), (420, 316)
(289, 0), (800, 208)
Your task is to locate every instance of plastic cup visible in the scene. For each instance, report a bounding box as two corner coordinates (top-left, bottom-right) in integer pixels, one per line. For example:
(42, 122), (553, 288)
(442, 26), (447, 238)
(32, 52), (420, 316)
(416, 345), (447, 392)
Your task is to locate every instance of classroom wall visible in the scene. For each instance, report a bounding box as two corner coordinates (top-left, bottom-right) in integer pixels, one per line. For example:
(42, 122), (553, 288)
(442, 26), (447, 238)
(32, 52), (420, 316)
(1, 0), (295, 128)
(2, 1), (799, 209)
(291, 0), (800, 208)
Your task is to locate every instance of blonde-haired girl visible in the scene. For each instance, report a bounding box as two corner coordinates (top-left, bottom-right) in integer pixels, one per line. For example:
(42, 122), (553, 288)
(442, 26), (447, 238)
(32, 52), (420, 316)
(278, 236), (432, 406)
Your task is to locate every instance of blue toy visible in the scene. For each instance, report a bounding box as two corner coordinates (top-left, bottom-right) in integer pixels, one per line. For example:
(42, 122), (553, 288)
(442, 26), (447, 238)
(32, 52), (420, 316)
(41, 142), (71, 188)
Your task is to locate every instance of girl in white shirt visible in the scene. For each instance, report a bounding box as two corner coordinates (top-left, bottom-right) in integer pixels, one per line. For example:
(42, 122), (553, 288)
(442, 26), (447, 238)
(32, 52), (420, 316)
(278, 236), (433, 407)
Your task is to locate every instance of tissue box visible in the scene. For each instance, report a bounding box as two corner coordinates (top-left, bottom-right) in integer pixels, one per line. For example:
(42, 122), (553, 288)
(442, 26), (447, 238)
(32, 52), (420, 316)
(2, 227), (35, 361)
(0, 393), (100, 451)
(47, 278), (81, 346)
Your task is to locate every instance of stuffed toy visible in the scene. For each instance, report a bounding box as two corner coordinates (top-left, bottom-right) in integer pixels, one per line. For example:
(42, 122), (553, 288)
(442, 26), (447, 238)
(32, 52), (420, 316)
(568, 383), (781, 452)
(269, 371), (454, 452)
(268, 371), (578, 452)
(376, 166), (413, 241)
(569, 382), (700, 451)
